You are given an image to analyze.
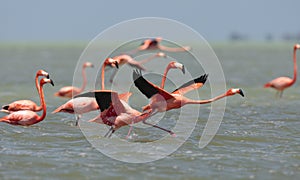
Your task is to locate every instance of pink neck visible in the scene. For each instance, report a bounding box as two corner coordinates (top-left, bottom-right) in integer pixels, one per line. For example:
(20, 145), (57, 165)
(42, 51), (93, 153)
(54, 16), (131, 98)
(101, 63), (106, 90)
(35, 74), (43, 111)
(188, 93), (228, 105)
(37, 83), (47, 122)
(161, 65), (172, 88)
(80, 66), (87, 92)
(291, 48), (298, 85)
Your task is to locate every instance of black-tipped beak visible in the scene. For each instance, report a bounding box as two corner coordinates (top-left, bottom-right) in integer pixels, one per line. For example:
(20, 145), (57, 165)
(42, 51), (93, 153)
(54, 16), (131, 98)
(239, 89), (244, 97)
(115, 62), (119, 69)
(182, 65), (185, 74)
(50, 79), (54, 86)
(46, 74), (50, 79)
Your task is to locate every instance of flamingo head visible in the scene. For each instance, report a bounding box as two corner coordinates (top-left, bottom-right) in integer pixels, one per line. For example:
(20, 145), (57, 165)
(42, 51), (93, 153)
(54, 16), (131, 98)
(226, 88), (244, 97)
(294, 44), (300, 50)
(37, 69), (50, 79)
(83, 62), (94, 68)
(169, 61), (185, 74)
(156, 52), (167, 58)
(105, 58), (119, 69)
(40, 78), (54, 87)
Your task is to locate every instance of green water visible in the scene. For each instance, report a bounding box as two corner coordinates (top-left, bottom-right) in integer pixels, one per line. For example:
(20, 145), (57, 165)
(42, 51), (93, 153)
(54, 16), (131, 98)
(0, 42), (299, 179)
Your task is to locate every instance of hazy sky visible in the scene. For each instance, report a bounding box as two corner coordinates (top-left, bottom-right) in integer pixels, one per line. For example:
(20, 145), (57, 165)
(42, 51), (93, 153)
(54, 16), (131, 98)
(1, 0), (299, 42)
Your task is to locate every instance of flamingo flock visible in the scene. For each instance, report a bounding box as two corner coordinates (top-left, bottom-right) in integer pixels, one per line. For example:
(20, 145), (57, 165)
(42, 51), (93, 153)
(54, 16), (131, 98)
(1, 37), (298, 139)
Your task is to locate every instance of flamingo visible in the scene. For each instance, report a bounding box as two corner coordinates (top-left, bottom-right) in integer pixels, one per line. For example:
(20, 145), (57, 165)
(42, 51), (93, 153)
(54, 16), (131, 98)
(53, 58), (120, 126)
(54, 62), (94, 98)
(128, 37), (191, 54)
(106, 52), (167, 83)
(1, 70), (50, 113)
(161, 61), (185, 88)
(75, 90), (171, 138)
(264, 44), (300, 97)
(74, 61), (186, 136)
(0, 78), (54, 126)
(132, 70), (244, 133)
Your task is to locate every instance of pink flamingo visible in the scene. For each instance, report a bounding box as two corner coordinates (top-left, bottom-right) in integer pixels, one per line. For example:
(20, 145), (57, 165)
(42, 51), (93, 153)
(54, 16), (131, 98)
(128, 37), (191, 54)
(0, 78), (54, 126)
(76, 61), (186, 136)
(1, 70), (49, 113)
(76, 90), (163, 138)
(264, 44), (300, 97)
(54, 62), (94, 98)
(132, 70), (244, 134)
(53, 59), (119, 126)
(105, 52), (167, 83)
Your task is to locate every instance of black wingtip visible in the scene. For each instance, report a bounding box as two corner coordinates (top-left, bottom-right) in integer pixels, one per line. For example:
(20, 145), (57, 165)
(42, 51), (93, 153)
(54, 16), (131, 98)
(195, 73), (208, 84)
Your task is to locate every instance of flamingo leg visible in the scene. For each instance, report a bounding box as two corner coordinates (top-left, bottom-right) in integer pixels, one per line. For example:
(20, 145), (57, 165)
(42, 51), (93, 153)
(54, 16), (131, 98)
(75, 114), (81, 126)
(279, 91), (283, 98)
(141, 110), (175, 135)
(104, 126), (114, 137)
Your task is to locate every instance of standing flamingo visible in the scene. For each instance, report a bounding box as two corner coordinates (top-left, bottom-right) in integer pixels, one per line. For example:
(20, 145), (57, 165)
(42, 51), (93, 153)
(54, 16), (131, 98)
(0, 78), (54, 126)
(106, 52), (167, 83)
(1, 70), (49, 113)
(161, 61), (185, 88)
(53, 58), (120, 126)
(264, 44), (300, 97)
(128, 37), (191, 54)
(132, 70), (244, 133)
(54, 62), (94, 98)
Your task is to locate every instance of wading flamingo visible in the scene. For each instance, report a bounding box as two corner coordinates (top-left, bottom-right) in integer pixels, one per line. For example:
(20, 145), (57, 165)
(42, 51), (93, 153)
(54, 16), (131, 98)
(1, 70), (50, 113)
(53, 58), (120, 126)
(264, 44), (300, 97)
(0, 78), (54, 126)
(161, 61), (185, 88)
(132, 70), (244, 133)
(128, 37), (191, 54)
(75, 90), (171, 138)
(106, 52), (167, 83)
(54, 62), (94, 98)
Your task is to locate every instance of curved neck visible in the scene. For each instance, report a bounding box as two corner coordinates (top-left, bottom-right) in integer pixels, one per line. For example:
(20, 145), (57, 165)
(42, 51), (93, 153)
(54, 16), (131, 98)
(80, 66), (87, 92)
(37, 83), (47, 122)
(35, 75), (42, 111)
(161, 65), (172, 88)
(101, 63), (106, 90)
(188, 93), (228, 105)
(291, 48), (298, 85)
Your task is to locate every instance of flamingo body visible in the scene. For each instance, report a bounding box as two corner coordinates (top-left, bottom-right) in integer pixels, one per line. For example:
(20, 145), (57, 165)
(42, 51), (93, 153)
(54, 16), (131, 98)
(0, 78), (54, 126)
(1, 69), (49, 113)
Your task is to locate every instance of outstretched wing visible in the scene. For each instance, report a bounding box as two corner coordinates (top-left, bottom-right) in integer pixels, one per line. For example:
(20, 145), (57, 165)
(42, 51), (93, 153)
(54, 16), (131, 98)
(172, 74), (208, 95)
(133, 70), (174, 100)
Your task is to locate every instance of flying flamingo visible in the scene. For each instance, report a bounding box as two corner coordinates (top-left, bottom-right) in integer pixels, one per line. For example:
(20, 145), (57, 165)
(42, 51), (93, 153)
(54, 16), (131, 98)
(1, 70), (50, 113)
(53, 58), (120, 126)
(75, 90), (169, 138)
(0, 78), (54, 126)
(264, 44), (300, 97)
(128, 37), (191, 54)
(74, 61), (186, 136)
(106, 52), (167, 84)
(54, 62), (94, 98)
(132, 70), (244, 134)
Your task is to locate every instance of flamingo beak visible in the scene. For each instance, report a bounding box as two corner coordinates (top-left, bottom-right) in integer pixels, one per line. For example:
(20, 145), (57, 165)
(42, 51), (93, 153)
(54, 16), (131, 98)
(114, 61), (119, 69)
(50, 79), (55, 86)
(238, 89), (244, 97)
(181, 65), (185, 74)
(46, 74), (50, 79)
